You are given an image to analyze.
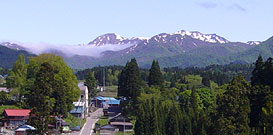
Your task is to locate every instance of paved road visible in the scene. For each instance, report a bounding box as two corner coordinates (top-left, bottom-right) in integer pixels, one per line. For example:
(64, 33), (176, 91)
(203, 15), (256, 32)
(69, 108), (103, 135)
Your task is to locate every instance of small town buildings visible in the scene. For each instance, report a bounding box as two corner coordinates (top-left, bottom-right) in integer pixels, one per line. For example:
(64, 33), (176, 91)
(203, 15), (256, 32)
(103, 106), (121, 117)
(70, 84), (89, 118)
(79, 85), (89, 113)
(109, 114), (133, 131)
(99, 124), (118, 135)
(14, 124), (35, 135)
(1, 109), (31, 128)
(70, 102), (86, 118)
(92, 96), (120, 108)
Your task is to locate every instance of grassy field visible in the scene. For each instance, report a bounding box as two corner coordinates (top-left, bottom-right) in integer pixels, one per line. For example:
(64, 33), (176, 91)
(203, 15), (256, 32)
(99, 86), (118, 97)
(96, 116), (109, 126)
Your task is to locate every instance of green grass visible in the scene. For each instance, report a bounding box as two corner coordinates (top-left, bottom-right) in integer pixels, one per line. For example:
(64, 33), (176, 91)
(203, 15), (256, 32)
(105, 86), (118, 92)
(98, 86), (118, 97)
(0, 105), (21, 119)
(116, 131), (134, 135)
(96, 116), (109, 126)
(64, 113), (86, 128)
(0, 105), (20, 114)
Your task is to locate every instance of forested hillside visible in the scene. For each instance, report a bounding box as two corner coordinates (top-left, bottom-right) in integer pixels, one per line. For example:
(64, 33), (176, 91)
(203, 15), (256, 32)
(115, 56), (273, 135)
(0, 45), (34, 69)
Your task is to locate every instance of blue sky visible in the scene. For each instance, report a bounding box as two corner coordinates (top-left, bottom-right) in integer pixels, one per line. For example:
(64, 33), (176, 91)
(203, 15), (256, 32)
(0, 0), (272, 44)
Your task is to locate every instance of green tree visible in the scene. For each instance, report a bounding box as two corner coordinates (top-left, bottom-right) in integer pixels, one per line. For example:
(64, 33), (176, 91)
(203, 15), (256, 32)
(26, 54), (80, 117)
(249, 85), (270, 134)
(148, 60), (163, 86)
(0, 91), (11, 105)
(166, 104), (180, 135)
(202, 76), (211, 87)
(84, 71), (98, 98)
(251, 55), (264, 86)
(118, 58), (142, 101)
(261, 93), (273, 134)
(28, 62), (56, 134)
(118, 62), (129, 97)
(215, 76), (250, 135)
(6, 54), (27, 101)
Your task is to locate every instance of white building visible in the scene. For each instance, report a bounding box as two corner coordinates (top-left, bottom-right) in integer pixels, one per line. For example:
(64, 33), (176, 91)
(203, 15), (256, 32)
(79, 86), (89, 114)
(70, 84), (89, 118)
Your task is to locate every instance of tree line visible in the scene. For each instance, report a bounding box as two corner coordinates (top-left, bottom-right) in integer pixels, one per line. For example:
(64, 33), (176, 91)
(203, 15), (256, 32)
(117, 56), (273, 135)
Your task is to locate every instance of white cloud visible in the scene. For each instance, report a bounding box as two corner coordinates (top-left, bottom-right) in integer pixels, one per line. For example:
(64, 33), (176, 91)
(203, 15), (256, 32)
(13, 42), (134, 57)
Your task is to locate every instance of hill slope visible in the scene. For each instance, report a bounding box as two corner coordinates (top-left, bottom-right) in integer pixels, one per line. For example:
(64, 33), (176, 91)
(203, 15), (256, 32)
(0, 45), (35, 69)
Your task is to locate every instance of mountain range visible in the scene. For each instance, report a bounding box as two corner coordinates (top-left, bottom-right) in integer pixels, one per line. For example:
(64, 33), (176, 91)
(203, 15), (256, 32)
(0, 30), (272, 69)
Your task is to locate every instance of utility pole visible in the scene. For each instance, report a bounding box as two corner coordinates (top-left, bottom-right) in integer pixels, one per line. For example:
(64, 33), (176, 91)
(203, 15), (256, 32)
(103, 68), (105, 92)
(123, 117), (125, 135)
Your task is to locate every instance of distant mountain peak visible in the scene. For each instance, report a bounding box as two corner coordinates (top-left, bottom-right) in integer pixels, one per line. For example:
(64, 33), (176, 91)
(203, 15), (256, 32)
(173, 30), (229, 44)
(246, 41), (261, 45)
(0, 42), (25, 50)
(88, 33), (126, 46)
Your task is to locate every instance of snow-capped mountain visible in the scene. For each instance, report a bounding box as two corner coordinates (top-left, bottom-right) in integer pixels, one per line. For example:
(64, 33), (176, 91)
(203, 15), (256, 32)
(88, 33), (148, 46)
(0, 42), (25, 50)
(87, 30), (230, 47)
(246, 41), (262, 45)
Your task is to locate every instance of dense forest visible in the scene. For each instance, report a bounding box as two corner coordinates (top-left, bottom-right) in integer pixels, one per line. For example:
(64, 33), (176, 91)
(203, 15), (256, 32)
(75, 63), (254, 88)
(117, 56), (272, 135)
(0, 45), (34, 69)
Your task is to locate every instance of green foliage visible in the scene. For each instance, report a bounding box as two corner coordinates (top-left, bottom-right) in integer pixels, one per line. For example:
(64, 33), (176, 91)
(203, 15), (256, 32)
(148, 60), (163, 86)
(118, 58), (142, 101)
(4, 54), (81, 133)
(215, 76), (251, 135)
(0, 91), (12, 105)
(0, 45), (34, 69)
(249, 55), (273, 134)
(84, 71), (98, 98)
(28, 62), (57, 134)
(25, 54), (81, 117)
(96, 116), (109, 127)
(6, 54), (27, 101)
(65, 113), (86, 127)
(0, 105), (20, 115)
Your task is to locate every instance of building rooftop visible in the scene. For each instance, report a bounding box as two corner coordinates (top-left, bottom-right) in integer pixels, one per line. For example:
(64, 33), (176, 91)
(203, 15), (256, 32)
(70, 106), (84, 114)
(96, 96), (120, 105)
(4, 109), (31, 117)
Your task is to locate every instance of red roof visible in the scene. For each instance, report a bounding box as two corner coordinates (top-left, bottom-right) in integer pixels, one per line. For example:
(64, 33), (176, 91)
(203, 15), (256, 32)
(4, 109), (31, 117)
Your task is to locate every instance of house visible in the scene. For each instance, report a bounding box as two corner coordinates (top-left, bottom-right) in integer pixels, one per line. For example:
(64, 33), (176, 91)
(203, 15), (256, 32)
(79, 85), (89, 113)
(70, 102), (86, 118)
(70, 84), (89, 118)
(100, 124), (118, 135)
(109, 114), (133, 131)
(14, 124), (35, 135)
(103, 106), (121, 117)
(92, 96), (120, 108)
(1, 109), (31, 128)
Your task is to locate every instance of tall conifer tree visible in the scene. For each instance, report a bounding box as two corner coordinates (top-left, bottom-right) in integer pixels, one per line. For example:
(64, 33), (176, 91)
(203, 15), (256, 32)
(148, 60), (163, 86)
(216, 76), (250, 135)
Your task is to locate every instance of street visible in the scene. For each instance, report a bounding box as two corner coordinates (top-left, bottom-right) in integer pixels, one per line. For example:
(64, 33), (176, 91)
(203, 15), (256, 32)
(69, 108), (103, 135)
